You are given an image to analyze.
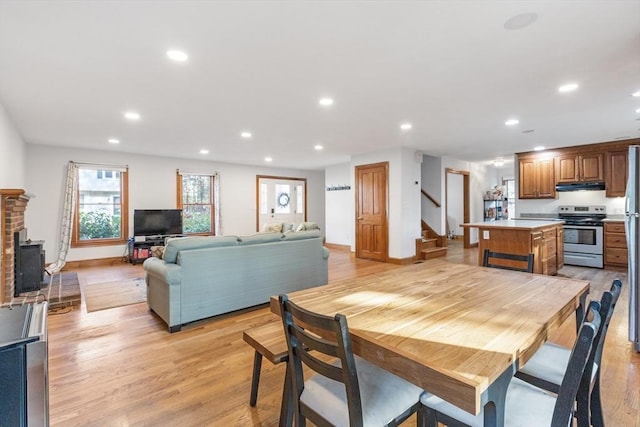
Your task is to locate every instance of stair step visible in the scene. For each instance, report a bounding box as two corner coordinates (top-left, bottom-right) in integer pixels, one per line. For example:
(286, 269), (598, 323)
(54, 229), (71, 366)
(421, 246), (448, 260)
(422, 238), (438, 249)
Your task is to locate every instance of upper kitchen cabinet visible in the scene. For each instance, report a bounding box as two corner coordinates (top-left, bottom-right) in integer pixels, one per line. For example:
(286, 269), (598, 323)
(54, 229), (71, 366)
(555, 152), (604, 183)
(519, 156), (556, 199)
(606, 150), (628, 197)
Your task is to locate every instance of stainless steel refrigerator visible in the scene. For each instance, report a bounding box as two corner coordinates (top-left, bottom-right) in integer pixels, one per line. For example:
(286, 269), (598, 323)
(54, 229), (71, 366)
(625, 145), (640, 352)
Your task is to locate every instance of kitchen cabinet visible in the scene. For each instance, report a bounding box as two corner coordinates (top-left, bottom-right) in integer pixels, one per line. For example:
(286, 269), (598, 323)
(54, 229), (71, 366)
(606, 150), (628, 197)
(519, 157), (555, 199)
(555, 152), (604, 183)
(556, 227), (564, 269)
(604, 221), (627, 267)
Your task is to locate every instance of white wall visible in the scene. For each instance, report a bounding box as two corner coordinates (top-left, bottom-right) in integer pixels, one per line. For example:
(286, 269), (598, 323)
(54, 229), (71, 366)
(421, 155), (442, 233)
(517, 191), (626, 216)
(446, 173), (464, 236)
(0, 101), (25, 188)
(25, 144), (325, 262)
(325, 163), (353, 246)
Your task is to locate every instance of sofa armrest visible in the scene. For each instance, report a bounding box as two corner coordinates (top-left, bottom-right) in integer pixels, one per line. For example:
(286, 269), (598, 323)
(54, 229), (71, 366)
(143, 257), (182, 286)
(322, 246), (330, 260)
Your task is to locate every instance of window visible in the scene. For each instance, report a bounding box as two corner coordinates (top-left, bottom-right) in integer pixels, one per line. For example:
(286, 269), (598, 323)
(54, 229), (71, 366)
(177, 172), (217, 235)
(72, 166), (128, 247)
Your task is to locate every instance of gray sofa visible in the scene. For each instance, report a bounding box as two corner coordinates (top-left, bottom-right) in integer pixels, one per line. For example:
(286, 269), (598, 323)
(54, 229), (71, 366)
(143, 229), (329, 332)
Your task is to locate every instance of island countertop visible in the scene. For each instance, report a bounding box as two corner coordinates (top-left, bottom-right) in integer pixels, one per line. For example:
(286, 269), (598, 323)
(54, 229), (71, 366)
(461, 219), (564, 230)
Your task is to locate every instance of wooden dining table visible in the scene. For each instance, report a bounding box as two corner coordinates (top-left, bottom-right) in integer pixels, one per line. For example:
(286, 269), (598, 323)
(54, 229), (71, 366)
(270, 259), (590, 426)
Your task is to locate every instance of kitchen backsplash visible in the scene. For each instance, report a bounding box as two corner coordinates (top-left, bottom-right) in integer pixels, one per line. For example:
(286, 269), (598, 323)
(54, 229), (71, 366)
(515, 190), (625, 216)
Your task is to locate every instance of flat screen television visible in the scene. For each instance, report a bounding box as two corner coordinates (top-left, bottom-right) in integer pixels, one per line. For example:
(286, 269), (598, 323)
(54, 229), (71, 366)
(134, 209), (183, 237)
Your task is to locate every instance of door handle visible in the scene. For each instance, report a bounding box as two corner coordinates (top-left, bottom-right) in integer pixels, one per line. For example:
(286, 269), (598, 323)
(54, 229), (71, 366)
(357, 216), (363, 220)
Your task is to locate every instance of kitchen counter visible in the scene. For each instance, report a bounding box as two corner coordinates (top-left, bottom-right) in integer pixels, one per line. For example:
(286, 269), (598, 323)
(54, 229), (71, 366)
(461, 220), (564, 275)
(462, 219), (564, 230)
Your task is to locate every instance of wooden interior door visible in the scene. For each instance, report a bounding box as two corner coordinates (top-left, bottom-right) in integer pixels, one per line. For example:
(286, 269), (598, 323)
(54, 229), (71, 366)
(355, 162), (388, 262)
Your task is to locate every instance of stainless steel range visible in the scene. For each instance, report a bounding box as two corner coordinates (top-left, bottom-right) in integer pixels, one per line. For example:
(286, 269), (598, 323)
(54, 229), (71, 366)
(558, 205), (606, 268)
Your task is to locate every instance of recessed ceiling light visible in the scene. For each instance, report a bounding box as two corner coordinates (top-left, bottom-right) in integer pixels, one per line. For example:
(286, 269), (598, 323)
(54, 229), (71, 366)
(504, 13), (538, 30)
(265, 156), (273, 162)
(108, 138), (120, 144)
(505, 119), (519, 126)
(319, 97), (334, 107)
(314, 145), (324, 151)
(632, 91), (640, 97)
(241, 131), (252, 139)
(167, 50), (188, 62)
(558, 83), (579, 93)
(534, 146), (545, 151)
(200, 149), (209, 155)
(400, 123), (413, 131)
(636, 108), (640, 114)
(124, 111), (140, 121)
(494, 158), (505, 167)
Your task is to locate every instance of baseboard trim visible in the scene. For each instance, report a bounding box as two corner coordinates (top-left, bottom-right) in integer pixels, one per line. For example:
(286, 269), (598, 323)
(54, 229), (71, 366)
(62, 257), (129, 269)
(325, 243), (351, 251)
(387, 256), (416, 265)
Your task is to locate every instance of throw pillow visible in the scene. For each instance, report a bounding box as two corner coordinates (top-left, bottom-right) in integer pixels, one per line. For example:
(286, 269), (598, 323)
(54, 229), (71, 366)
(295, 222), (320, 232)
(262, 222), (283, 233)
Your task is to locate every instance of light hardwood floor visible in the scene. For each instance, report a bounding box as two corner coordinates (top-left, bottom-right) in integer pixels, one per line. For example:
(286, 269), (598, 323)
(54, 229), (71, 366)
(47, 242), (640, 426)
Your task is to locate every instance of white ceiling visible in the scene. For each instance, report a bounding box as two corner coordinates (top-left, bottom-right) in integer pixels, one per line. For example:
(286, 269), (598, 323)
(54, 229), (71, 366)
(0, 1), (639, 171)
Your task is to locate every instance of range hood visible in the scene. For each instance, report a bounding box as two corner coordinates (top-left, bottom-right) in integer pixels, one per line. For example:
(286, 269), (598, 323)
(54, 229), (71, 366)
(555, 181), (606, 192)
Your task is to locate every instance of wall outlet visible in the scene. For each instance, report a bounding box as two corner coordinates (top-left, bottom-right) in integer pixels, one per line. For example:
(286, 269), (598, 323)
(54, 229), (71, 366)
(483, 230), (490, 240)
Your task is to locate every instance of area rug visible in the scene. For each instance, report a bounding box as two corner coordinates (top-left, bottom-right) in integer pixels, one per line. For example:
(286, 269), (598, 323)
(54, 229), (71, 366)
(83, 277), (146, 313)
(11, 271), (82, 309)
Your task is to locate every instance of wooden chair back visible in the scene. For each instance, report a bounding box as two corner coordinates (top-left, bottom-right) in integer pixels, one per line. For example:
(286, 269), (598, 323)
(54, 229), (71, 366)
(552, 301), (601, 426)
(482, 249), (534, 273)
(279, 294), (363, 426)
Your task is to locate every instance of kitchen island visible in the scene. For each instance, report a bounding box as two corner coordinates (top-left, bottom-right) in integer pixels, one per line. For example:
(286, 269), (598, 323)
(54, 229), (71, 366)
(461, 220), (564, 275)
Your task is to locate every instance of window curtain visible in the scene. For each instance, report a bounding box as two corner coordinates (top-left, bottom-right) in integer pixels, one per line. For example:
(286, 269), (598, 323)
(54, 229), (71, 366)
(47, 161), (127, 274)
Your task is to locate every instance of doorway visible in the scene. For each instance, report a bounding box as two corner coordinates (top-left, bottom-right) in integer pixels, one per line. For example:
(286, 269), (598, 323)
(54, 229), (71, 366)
(355, 162), (388, 262)
(256, 175), (306, 231)
(445, 168), (471, 248)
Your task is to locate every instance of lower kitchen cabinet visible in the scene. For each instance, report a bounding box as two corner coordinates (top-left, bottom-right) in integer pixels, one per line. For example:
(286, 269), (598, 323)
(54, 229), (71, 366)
(604, 221), (628, 267)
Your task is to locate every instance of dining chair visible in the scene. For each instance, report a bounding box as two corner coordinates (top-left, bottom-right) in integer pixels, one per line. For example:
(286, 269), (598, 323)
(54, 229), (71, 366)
(418, 300), (602, 427)
(482, 249), (534, 273)
(278, 294), (423, 427)
(515, 278), (623, 427)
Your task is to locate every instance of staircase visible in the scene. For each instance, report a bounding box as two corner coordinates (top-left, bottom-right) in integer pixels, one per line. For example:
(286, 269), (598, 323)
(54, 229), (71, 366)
(416, 221), (447, 260)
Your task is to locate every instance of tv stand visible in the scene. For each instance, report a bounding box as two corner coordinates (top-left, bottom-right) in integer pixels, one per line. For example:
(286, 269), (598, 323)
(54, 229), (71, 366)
(128, 235), (184, 264)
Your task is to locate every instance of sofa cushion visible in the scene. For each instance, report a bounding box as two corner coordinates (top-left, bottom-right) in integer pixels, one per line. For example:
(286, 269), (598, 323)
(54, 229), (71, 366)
(238, 232), (284, 245)
(163, 235), (239, 263)
(282, 229), (322, 240)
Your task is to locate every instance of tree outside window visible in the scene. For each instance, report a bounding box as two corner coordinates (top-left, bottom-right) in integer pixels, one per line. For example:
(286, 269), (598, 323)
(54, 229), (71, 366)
(177, 173), (215, 235)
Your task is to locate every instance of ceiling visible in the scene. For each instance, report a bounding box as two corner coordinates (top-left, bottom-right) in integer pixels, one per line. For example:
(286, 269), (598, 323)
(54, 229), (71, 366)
(0, 1), (639, 171)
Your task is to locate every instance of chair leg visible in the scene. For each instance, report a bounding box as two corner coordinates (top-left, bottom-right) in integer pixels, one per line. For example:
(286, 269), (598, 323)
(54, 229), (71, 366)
(279, 362), (294, 427)
(249, 351), (263, 407)
(590, 377), (605, 427)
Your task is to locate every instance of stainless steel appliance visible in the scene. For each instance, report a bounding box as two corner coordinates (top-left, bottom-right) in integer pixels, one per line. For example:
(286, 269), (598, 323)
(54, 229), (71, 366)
(558, 205), (606, 268)
(625, 145), (640, 352)
(0, 302), (49, 426)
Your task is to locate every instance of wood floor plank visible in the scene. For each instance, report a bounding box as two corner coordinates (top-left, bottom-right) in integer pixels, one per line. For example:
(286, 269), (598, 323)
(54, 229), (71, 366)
(46, 242), (640, 426)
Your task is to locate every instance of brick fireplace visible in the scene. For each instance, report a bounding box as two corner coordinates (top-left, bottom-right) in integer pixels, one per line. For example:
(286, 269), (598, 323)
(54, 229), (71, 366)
(0, 189), (30, 304)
